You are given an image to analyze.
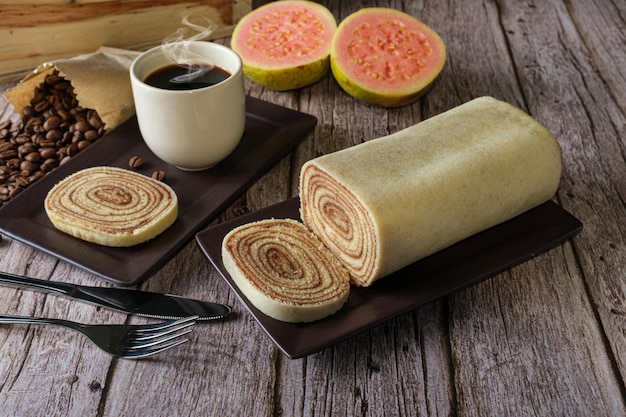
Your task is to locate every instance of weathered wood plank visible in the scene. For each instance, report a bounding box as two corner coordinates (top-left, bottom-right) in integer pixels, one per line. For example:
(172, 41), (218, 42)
(564, 0), (626, 110)
(498, 0), (626, 382)
(0, 0), (252, 78)
(450, 251), (624, 415)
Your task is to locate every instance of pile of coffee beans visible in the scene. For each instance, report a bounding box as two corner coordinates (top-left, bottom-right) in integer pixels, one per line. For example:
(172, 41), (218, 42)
(0, 70), (105, 207)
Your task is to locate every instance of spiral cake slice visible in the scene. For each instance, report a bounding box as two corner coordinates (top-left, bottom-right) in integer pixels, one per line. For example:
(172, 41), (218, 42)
(222, 219), (350, 323)
(300, 96), (562, 287)
(45, 166), (178, 247)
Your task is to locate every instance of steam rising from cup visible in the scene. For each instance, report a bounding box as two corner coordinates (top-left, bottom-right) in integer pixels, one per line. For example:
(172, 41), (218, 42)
(161, 14), (218, 84)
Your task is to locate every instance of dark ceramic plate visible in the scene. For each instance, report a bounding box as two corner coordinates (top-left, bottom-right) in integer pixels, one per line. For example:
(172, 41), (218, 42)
(196, 197), (583, 359)
(0, 97), (316, 286)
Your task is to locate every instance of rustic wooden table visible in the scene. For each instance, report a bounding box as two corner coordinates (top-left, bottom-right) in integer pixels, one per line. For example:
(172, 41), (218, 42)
(1, 0), (624, 415)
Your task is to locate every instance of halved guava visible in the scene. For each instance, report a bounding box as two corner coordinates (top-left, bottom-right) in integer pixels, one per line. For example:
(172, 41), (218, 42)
(231, 0), (337, 91)
(330, 8), (446, 107)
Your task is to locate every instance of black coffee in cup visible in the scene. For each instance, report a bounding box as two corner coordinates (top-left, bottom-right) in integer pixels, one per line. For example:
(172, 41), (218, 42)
(144, 63), (231, 90)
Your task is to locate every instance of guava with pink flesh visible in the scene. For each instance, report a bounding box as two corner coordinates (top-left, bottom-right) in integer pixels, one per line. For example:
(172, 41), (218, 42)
(231, 1), (337, 91)
(330, 8), (446, 107)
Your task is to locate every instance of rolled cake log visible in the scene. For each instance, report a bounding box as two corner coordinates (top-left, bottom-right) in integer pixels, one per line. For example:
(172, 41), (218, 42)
(300, 96), (562, 287)
(45, 166), (178, 247)
(222, 219), (350, 323)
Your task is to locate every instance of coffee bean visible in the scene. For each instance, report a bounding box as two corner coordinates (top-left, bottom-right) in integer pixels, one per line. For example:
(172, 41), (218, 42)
(8, 185), (23, 199)
(84, 130), (100, 141)
(20, 160), (39, 174)
(22, 106), (35, 118)
(39, 147), (57, 159)
(53, 81), (70, 90)
(66, 143), (79, 157)
(71, 130), (83, 143)
(13, 133), (30, 145)
(43, 116), (61, 131)
(40, 158), (58, 173)
(45, 73), (63, 86)
(6, 158), (20, 170)
(151, 170), (166, 181)
(0, 149), (17, 159)
(17, 143), (36, 157)
(88, 112), (103, 130)
(25, 117), (42, 132)
(45, 129), (62, 141)
(74, 120), (91, 133)
(39, 139), (57, 149)
(14, 174), (29, 187)
(61, 131), (72, 145)
(129, 156), (144, 169)
(33, 100), (50, 113)
(28, 171), (45, 183)
(25, 152), (41, 163)
(0, 142), (14, 153)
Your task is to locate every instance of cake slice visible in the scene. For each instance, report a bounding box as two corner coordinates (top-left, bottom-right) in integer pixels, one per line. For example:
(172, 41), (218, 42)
(45, 166), (178, 247)
(222, 219), (350, 323)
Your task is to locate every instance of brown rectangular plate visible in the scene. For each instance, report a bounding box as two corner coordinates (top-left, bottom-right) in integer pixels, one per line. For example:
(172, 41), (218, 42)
(0, 97), (316, 286)
(196, 197), (583, 359)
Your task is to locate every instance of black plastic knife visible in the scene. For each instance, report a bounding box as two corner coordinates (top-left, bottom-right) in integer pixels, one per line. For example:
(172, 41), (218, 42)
(0, 271), (231, 321)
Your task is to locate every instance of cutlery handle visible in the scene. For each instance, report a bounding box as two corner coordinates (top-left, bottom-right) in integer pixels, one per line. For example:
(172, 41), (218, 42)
(0, 314), (61, 325)
(0, 271), (75, 296)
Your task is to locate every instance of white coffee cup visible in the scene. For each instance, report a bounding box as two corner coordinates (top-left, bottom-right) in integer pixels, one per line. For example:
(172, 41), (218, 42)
(130, 41), (245, 171)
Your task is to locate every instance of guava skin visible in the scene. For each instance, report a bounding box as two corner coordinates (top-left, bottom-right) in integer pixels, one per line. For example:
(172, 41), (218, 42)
(242, 55), (331, 91)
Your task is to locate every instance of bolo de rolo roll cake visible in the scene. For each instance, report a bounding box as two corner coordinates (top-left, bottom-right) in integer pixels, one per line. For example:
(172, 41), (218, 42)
(222, 219), (350, 323)
(299, 96), (562, 287)
(45, 166), (178, 247)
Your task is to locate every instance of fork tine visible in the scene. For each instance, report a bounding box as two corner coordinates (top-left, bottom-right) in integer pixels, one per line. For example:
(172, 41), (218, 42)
(125, 316), (197, 353)
(129, 316), (198, 342)
(127, 326), (194, 350)
(131, 315), (199, 333)
(121, 338), (190, 359)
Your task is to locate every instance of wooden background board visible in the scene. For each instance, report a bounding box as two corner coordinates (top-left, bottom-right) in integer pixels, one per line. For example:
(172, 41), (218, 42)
(0, 0), (252, 79)
(0, 0), (625, 415)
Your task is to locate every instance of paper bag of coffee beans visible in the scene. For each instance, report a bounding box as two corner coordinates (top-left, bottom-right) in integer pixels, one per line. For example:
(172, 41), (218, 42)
(0, 47), (139, 207)
(5, 46), (139, 131)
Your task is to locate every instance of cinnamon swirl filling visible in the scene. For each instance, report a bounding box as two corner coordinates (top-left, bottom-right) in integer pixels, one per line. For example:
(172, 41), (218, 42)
(300, 164), (377, 287)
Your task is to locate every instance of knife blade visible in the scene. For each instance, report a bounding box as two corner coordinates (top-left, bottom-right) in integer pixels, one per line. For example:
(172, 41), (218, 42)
(0, 271), (230, 321)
